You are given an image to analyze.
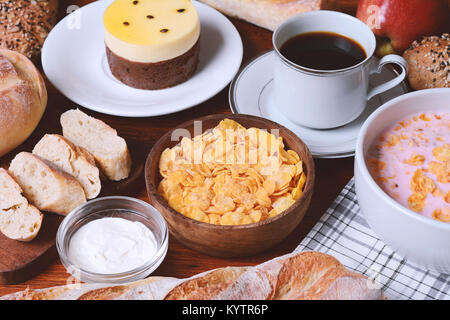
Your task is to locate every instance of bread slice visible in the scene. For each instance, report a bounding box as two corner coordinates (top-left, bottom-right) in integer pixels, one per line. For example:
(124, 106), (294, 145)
(0, 168), (42, 241)
(9, 152), (87, 215)
(60, 109), (132, 181)
(33, 134), (101, 199)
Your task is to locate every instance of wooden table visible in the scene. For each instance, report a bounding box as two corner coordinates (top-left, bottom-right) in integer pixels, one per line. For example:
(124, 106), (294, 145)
(0, 0), (360, 296)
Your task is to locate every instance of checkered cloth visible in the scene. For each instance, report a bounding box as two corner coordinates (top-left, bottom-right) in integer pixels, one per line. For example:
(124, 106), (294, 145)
(295, 178), (450, 300)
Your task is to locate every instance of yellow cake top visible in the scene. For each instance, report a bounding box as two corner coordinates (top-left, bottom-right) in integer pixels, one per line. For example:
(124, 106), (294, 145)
(103, 0), (200, 62)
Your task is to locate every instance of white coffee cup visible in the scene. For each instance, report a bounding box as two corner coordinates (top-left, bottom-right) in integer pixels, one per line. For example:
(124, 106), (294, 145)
(272, 11), (408, 129)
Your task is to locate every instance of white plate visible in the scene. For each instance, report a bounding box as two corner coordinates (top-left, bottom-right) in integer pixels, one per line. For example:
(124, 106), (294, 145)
(42, 0), (243, 117)
(229, 51), (409, 158)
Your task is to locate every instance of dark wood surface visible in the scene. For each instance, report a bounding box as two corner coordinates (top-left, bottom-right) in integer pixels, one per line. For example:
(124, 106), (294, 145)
(0, 0), (359, 296)
(0, 214), (63, 285)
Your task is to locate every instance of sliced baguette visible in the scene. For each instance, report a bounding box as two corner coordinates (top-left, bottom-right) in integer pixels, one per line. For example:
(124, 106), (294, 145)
(33, 134), (101, 199)
(60, 109), (132, 181)
(9, 152), (86, 215)
(0, 168), (42, 241)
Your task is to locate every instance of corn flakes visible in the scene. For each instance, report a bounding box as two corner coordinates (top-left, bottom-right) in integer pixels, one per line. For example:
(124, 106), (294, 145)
(158, 119), (307, 225)
(432, 208), (450, 223)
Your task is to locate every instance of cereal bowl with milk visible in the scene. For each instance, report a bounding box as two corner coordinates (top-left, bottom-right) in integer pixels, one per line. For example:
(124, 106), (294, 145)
(355, 88), (450, 273)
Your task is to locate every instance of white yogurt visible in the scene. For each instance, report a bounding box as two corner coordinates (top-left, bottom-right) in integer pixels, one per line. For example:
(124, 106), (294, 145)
(69, 217), (158, 274)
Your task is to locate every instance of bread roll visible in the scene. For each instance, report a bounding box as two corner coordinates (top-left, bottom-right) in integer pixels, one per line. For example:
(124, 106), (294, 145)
(33, 134), (101, 199)
(199, 0), (337, 31)
(0, 0), (59, 62)
(0, 49), (47, 158)
(0, 168), (42, 242)
(8, 152), (86, 215)
(403, 33), (449, 90)
(60, 109), (132, 181)
(0, 251), (384, 300)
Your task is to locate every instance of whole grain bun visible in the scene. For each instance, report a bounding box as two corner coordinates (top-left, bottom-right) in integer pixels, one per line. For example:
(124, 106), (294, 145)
(403, 33), (450, 90)
(199, 0), (337, 31)
(0, 168), (42, 242)
(0, 48), (47, 158)
(8, 152), (86, 215)
(60, 109), (132, 181)
(0, 0), (59, 62)
(33, 134), (101, 199)
(0, 251), (384, 300)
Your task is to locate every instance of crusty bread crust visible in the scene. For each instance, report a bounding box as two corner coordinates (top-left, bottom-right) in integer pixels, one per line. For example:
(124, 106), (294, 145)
(0, 49), (47, 158)
(165, 267), (250, 300)
(271, 251), (344, 299)
(199, 0), (337, 31)
(0, 251), (384, 300)
(77, 277), (168, 300)
(0, 284), (81, 300)
(0, 0), (59, 62)
(403, 33), (449, 90)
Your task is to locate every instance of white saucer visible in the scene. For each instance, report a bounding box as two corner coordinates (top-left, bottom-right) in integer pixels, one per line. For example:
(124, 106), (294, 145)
(42, 0), (243, 117)
(229, 51), (408, 158)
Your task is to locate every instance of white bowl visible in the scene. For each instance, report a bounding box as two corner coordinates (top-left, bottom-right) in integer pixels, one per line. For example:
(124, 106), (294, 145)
(355, 88), (450, 273)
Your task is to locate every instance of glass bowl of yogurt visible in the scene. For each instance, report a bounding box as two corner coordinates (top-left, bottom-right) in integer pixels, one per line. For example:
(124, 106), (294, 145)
(56, 196), (168, 283)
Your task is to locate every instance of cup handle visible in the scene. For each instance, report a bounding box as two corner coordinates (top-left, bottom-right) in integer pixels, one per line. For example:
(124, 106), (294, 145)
(367, 54), (408, 101)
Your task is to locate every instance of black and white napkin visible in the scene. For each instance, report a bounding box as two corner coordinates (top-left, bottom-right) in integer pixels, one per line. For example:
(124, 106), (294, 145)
(295, 178), (450, 300)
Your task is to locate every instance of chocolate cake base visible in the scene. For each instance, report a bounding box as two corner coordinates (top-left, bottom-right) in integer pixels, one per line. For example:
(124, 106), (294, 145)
(106, 39), (200, 90)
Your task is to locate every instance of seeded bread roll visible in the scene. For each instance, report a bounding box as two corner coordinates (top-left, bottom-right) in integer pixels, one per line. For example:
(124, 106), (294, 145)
(0, 0), (59, 62)
(33, 134), (101, 199)
(0, 168), (42, 242)
(403, 33), (449, 90)
(60, 109), (132, 181)
(9, 152), (86, 215)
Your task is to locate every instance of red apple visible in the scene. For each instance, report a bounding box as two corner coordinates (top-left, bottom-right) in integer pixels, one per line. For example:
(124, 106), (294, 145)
(357, 0), (449, 55)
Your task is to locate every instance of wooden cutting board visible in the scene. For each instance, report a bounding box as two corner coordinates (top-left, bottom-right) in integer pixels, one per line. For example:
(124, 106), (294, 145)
(0, 142), (145, 285)
(0, 213), (64, 285)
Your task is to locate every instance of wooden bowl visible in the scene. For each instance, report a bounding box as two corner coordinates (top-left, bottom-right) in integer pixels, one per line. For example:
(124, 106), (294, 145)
(145, 114), (315, 258)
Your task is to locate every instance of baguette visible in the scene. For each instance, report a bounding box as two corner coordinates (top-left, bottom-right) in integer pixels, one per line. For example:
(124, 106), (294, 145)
(8, 152), (86, 215)
(0, 251), (384, 300)
(199, 0), (338, 31)
(60, 109), (132, 181)
(33, 134), (101, 199)
(0, 168), (42, 241)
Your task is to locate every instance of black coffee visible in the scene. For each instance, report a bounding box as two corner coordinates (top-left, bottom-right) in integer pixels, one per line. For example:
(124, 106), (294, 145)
(279, 32), (366, 70)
